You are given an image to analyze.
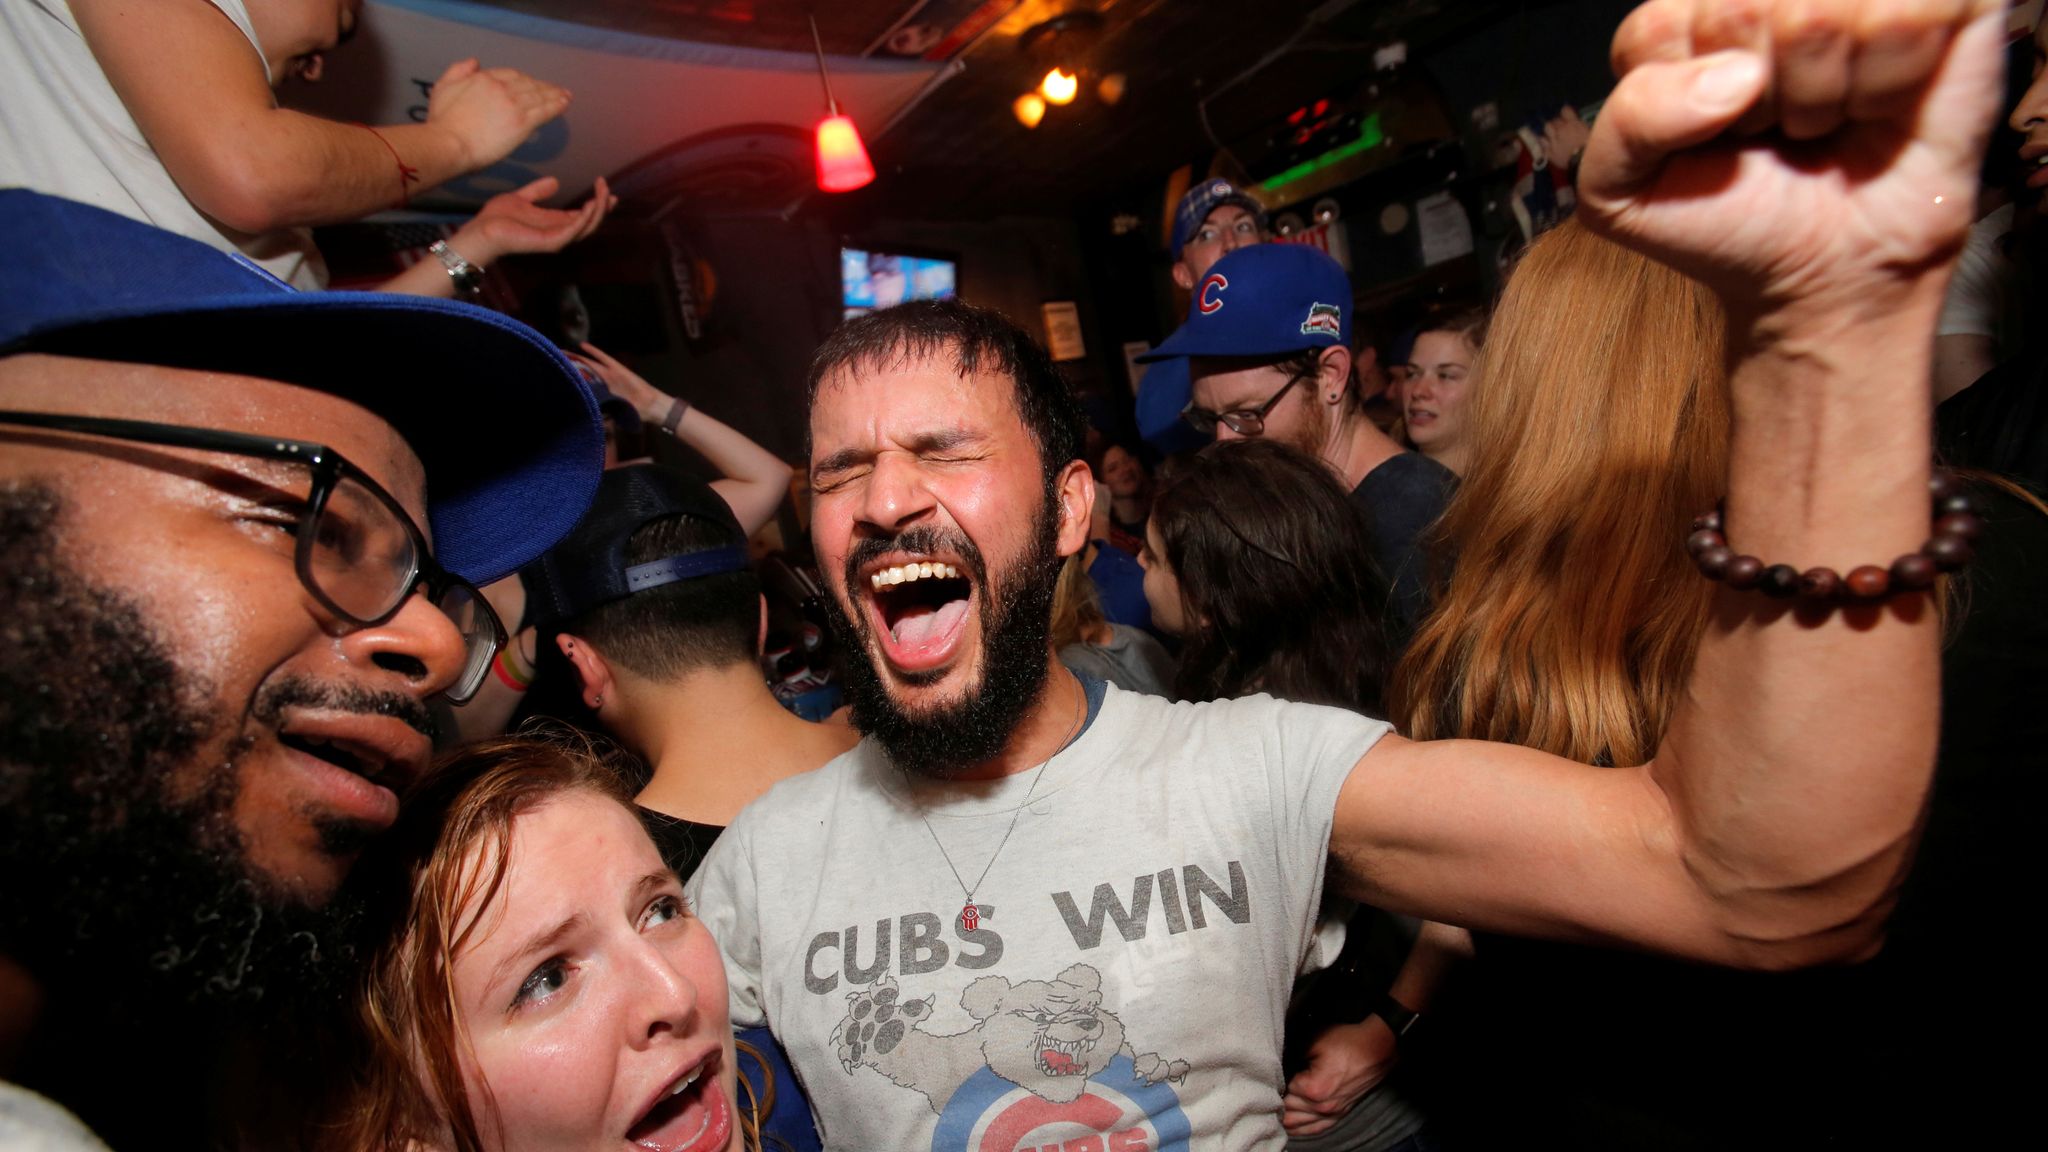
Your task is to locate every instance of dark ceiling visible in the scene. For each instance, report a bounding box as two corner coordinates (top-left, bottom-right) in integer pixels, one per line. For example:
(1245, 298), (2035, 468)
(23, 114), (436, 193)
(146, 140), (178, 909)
(462, 1), (1541, 219)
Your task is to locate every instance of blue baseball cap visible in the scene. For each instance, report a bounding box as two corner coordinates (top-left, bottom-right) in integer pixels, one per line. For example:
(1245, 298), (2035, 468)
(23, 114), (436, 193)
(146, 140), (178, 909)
(522, 463), (749, 630)
(1138, 243), (1351, 363)
(0, 190), (604, 586)
(1171, 178), (1267, 258)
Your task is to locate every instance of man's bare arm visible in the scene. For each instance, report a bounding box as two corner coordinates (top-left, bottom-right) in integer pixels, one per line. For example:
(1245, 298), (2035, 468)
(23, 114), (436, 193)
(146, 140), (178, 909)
(1331, 0), (2001, 969)
(73, 0), (567, 235)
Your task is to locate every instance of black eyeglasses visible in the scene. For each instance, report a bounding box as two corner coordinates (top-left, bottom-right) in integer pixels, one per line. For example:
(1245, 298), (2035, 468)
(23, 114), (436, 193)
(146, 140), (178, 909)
(0, 411), (505, 703)
(1182, 372), (1307, 438)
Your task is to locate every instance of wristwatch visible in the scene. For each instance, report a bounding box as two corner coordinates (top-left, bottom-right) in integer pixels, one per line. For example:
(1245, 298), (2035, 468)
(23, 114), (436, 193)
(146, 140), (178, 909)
(1370, 992), (1421, 1042)
(428, 239), (485, 297)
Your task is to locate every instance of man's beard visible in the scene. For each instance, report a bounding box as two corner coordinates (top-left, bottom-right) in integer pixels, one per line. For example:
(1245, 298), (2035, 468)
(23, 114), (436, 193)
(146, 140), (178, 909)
(824, 488), (1063, 778)
(1280, 384), (1333, 461)
(0, 481), (416, 1015)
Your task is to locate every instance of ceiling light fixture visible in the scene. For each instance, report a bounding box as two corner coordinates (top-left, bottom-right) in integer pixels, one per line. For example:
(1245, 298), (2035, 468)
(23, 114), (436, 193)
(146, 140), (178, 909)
(1040, 67), (1078, 105)
(1013, 92), (1047, 129)
(808, 13), (874, 193)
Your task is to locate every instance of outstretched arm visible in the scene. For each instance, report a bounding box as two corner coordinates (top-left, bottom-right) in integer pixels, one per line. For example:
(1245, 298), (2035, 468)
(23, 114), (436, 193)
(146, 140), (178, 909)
(72, 0), (568, 235)
(379, 177), (615, 299)
(1331, 0), (2000, 968)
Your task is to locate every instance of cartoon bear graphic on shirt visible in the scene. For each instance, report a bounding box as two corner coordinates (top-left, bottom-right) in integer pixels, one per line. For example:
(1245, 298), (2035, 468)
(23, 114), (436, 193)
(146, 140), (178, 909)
(830, 962), (1190, 1116)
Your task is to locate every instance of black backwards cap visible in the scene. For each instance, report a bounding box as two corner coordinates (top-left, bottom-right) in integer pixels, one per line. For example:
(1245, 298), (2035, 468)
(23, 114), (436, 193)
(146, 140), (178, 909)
(522, 463), (751, 630)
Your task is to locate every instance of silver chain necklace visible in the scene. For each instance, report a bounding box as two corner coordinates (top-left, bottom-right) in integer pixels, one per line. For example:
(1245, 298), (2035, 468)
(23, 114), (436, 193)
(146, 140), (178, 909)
(901, 682), (1084, 933)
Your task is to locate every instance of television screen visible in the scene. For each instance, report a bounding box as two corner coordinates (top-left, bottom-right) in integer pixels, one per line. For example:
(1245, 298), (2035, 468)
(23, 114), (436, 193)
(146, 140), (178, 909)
(842, 247), (957, 318)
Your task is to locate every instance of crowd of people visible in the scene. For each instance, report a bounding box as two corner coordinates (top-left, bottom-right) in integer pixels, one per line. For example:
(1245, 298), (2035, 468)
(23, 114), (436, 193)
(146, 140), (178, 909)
(3, 1), (2046, 1151)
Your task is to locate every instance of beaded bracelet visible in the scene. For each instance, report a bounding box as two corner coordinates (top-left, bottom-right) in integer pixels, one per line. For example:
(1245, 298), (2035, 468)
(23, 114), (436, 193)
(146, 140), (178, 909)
(1686, 471), (1982, 603)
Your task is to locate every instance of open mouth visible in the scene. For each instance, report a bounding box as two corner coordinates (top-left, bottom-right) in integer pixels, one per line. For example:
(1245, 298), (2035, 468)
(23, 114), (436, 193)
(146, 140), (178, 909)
(1036, 1037), (1091, 1077)
(626, 1056), (730, 1152)
(864, 559), (975, 672)
(278, 732), (385, 782)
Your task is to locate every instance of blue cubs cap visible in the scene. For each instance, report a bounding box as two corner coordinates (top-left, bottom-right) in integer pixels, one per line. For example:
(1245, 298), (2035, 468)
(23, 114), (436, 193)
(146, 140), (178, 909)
(521, 462), (750, 630)
(0, 190), (604, 585)
(1139, 243), (1351, 363)
(1171, 178), (1267, 258)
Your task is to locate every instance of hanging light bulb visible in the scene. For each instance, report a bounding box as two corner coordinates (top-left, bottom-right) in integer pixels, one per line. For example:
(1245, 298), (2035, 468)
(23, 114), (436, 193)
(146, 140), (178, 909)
(1013, 91), (1047, 129)
(809, 14), (874, 193)
(1040, 67), (1078, 105)
(815, 115), (875, 192)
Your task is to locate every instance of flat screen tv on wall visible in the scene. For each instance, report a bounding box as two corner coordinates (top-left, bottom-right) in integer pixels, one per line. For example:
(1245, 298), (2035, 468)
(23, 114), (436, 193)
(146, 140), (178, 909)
(841, 247), (958, 319)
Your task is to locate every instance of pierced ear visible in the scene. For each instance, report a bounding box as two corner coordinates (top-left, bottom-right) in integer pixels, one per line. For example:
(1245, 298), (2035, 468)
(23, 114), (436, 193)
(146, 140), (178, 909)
(555, 632), (614, 710)
(1318, 345), (1354, 406)
(1170, 261), (1195, 292)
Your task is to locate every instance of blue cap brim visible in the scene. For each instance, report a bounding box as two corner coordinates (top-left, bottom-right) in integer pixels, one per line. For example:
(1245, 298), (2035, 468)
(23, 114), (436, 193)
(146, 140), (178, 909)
(19, 293), (602, 586)
(1136, 324), (1334, 364)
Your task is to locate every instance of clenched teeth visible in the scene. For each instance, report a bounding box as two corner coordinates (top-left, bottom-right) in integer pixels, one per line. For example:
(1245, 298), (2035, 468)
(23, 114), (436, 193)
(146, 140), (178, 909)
(869, 563), (961, 590)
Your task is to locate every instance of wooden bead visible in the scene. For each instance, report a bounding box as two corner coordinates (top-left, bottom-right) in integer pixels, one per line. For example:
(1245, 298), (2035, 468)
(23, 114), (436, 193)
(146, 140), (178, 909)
(1760, 564), (1801, 597)
(1725, 555), (1765, 589)
(1924, 534), (1975, 571)
(1845, 565), (1891, 600)
(1933, 512), (1982, 542)
(1928, 470), (1961, 502)
(1691, 509), (1723, 534)
(1890, 552), (1937, 590)
(1686, 529), (1725, 557)
(1798, 567), (1842, 600)
(1936, 493), (1976, 518)
(1696, 545), (1735, 579)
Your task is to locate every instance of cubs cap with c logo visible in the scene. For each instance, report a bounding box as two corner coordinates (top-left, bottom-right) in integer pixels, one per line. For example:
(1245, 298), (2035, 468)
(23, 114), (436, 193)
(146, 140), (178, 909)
(1138, 243), (1352, 363)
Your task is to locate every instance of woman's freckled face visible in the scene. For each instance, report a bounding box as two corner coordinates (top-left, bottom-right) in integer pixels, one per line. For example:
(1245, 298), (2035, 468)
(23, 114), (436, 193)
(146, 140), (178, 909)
(447, 793), (739, 1152)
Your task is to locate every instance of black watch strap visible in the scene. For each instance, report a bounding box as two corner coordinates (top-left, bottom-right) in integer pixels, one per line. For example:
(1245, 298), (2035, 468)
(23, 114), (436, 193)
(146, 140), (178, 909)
(1372, 992), (1421, 1040)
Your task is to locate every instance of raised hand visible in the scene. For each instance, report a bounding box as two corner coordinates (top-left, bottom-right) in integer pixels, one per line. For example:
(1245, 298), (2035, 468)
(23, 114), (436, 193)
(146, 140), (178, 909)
(450, 176), (615, 265)
(568, 341), (670, 423)
(426, 58), (572, 172)
(1579, 0), (2004, 327)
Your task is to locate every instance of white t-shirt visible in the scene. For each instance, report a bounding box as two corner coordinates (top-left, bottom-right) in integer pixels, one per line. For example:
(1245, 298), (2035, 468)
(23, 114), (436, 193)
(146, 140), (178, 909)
(0, 0), (326, 288)
(1936, 203), (2014, 343)
(690, 683), (1389, 1151)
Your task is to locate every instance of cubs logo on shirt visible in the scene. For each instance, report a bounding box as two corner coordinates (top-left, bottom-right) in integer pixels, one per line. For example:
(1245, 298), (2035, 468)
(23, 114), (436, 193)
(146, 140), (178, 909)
(829, 965), (1193, 1152)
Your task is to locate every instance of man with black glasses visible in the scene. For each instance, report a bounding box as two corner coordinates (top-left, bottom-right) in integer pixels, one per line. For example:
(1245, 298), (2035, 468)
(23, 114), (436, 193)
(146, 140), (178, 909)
(1140, 242), (1455, 647)
(0, 190), (602, 1149)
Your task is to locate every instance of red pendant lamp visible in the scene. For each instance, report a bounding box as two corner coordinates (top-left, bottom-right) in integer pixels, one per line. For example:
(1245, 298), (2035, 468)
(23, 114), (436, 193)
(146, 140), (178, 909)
(809, 14), (874, 193)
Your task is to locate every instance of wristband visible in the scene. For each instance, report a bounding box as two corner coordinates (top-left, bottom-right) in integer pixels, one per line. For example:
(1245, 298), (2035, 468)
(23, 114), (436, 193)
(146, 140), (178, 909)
(660, 397), (691, 436)
(491, 644), (532, 692)
(1371, 992), (1421, 1042)
(356, 123), (420, 208)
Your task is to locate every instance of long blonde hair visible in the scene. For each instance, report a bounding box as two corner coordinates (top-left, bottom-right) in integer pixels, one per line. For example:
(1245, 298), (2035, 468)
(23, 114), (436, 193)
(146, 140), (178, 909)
(1389, 220), (1728, 766)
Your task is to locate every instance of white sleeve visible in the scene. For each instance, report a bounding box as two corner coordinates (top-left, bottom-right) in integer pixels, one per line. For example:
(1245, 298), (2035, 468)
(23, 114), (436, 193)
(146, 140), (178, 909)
(685, 818), (770, 1029)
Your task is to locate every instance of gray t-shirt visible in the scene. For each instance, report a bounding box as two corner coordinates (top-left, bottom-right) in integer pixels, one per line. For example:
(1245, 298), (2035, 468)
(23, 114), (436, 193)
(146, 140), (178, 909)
(690, 683), (1389, 1150)
(1059, 624), (1177, 698)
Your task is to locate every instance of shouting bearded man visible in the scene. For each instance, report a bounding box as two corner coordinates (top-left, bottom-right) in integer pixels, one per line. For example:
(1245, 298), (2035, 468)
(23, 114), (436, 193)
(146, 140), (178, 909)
(690, 1), (2006, 1145)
